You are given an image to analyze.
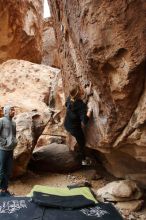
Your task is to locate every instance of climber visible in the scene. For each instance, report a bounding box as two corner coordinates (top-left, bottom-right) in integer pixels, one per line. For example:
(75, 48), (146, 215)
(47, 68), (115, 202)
(64, 82), (93, 166)
(0, 105), (17, 196)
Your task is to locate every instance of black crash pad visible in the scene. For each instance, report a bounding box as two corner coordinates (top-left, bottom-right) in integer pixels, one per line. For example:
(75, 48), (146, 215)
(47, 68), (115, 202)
(0, 195), (123, 220)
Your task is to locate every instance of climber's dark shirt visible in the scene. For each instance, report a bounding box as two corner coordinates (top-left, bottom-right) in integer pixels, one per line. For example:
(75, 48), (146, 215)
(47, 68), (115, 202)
(64, 97), (89, 132)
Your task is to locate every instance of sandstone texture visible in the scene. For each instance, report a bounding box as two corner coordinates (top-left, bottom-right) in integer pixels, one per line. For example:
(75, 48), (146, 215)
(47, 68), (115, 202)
(42, 18), (60, 67)
(0, 0), (43, 63)
(0, 59), (64, 176)
(48, 0), (146, 179)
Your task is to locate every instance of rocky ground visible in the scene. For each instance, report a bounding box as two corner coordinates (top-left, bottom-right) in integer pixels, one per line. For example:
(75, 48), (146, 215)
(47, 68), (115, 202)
(9, 164), (146, 220)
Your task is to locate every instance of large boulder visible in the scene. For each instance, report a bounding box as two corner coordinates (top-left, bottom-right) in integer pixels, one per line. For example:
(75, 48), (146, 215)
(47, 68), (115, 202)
(0, 59), (60, 112)
(13, 112), (37, 177)
(0, 0), (43, 63)
(48, 0), (146, 179)
(0, 59), (62, 176)
(30, 143), (81, 173)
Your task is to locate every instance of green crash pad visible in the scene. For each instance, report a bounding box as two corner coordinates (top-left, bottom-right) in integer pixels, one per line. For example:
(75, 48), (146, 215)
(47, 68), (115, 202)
(28, 185), (97, 203)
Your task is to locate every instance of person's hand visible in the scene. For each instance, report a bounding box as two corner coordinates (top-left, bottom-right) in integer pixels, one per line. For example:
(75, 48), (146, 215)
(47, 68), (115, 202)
(87, 102), (93, 112)
(87, 97), (93, 113)
(85, 81), (93, 96)
(87, 101), (93, 117)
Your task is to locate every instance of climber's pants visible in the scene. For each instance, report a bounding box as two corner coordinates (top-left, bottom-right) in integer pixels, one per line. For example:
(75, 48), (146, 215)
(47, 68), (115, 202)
(70, 128), (86, 160)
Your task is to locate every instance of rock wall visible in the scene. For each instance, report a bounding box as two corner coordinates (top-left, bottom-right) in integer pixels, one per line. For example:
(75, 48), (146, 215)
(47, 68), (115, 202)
(0, 59), (65, 177)
(0, 0), (43, 63)
(42, 18), (60, 67)
(48, 0), (146, 179)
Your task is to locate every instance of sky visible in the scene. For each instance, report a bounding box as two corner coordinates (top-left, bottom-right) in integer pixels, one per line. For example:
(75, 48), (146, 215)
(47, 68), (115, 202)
(44, 0), (51, 18)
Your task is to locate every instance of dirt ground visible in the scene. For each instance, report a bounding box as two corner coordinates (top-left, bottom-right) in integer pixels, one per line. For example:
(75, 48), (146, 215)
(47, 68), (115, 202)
(9, 165), (146, 220)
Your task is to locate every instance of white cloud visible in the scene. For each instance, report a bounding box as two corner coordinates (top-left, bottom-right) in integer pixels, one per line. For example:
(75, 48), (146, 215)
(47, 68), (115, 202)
(44, 0), (51, 18)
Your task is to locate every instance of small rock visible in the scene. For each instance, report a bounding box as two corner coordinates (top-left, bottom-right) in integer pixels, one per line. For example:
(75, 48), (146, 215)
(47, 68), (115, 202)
(116, 200), (144, 212)
(96, 180), (143, 202)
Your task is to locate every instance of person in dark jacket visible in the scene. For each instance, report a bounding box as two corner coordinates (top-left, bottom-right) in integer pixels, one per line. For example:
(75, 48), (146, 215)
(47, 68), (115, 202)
(0, 105), (17, 196)
(64, 84), (93, 165)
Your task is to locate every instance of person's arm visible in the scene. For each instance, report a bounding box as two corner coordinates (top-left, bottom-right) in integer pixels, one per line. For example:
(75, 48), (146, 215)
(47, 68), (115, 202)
(14, 122), (16, 138)
(0, 119), (7, 145)
(79, 101), (89, 126)
(12, 121), (17, 147)
(0, 118), (3, 131)
(87, 97), (93, 118)
(83, 81), (93, 104)
(65, 97), (70, 108)
(87, 108), (92, 118)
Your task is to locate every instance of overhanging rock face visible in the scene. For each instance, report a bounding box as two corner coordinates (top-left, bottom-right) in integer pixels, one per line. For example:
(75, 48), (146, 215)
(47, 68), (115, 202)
(48, 0), (146, 179)
(0, 0), (43, 63)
